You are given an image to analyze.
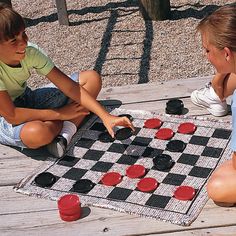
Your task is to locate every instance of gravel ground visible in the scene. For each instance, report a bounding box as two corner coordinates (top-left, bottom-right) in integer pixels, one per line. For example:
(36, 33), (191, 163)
(12, 0), (235, 89)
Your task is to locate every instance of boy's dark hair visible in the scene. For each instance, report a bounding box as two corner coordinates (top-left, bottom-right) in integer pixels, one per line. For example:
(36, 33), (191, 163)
(0, 3), (25, 42)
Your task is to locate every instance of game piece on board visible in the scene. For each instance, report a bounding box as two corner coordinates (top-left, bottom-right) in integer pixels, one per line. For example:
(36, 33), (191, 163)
(153, 154), (174, 171)
(155, 128), (174, 140)
(98, 131), (115, 143)
(166, 99), (184, 115)
(58, 194), (81, 215)
(73, 179), (95, 193)
(118, 114), (134, 121)
(166, 140), (186, 152)
(34, 172), (56, 187)
(178, 122), (196, 134)
(116, 127), (133, 140)
(144, 118), (163, 129)
(101, 172), (122, 186)
(126, 164), (146, 178)
(137, 177), (159, 192)
(174, 186), (196, 201)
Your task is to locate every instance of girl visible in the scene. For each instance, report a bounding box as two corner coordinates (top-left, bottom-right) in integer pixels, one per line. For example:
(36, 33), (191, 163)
(191, 3), (236, 205)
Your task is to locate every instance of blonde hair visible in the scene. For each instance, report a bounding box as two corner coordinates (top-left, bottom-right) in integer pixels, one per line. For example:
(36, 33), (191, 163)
(0, 3), (25, 43)
(197, 3), (236, 51)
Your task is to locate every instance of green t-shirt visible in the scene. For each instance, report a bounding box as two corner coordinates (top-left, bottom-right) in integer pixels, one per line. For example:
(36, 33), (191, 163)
(0, 42), (54, 101)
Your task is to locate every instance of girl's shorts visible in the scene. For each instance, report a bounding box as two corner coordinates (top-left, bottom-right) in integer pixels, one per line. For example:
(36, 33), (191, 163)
(0, 72), (79, 148)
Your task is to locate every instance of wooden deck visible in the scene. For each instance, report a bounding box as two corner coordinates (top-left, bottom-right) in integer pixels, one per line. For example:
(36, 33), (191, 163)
(1, 76), (236, 236)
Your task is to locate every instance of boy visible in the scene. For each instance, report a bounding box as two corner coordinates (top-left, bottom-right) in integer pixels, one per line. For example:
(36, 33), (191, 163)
(0, 3), (134, 158)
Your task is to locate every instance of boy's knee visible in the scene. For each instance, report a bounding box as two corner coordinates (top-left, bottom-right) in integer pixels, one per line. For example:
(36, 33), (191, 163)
(80, 70), (102, 87)
(21, 121), (54, 148)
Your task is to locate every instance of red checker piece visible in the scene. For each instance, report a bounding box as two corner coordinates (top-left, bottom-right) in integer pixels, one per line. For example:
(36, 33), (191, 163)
(137, 177), (159, 192)
(101, 172), (122, 186)
(59, 211), (81, 222)
(126, 165), (146, 178)
(144, 118), (162, 129)
(174, 186), (196, 201)
(178, 122), (196, 134)
(57, 194), (81, 215)
(155, 128), (174, 140)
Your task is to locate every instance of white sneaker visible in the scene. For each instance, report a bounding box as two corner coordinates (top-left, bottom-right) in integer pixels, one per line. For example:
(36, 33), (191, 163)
(47, 135), (67, 158)
(191, 82), (228, 117)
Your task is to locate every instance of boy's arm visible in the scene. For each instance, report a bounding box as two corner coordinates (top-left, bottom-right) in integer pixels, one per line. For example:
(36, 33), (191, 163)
(211, 73), (229, 100)
(46, 67), (134, 137)
(0, 91), (88, 125)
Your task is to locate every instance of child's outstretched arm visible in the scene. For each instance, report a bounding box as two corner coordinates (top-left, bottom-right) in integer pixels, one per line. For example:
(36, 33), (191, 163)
(46, 67), (134, 137)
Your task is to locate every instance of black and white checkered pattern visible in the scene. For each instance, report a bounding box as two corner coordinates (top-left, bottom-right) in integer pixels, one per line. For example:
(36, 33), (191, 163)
(15, 109), (232, 226)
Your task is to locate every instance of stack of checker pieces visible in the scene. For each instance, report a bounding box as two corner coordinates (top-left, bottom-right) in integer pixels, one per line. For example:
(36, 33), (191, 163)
(14, 108), (232, 226)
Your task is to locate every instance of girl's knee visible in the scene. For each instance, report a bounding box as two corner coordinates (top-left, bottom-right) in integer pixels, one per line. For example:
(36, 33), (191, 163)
(207, 176), (226, 202)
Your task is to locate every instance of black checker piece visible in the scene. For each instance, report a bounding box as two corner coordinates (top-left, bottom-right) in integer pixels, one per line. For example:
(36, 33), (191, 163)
(72, 179), (95, 193)
(116, 128), (133, 140)
(35, 172), (57, 188)
(153, 154), (174, 171)
(166, 140), (186, 152)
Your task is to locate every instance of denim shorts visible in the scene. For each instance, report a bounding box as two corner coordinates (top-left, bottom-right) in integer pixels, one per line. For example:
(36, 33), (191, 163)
(0, 72), (79, 148)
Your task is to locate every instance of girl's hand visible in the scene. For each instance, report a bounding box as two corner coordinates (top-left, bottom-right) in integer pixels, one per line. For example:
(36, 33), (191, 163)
(103, 114), (135, 138)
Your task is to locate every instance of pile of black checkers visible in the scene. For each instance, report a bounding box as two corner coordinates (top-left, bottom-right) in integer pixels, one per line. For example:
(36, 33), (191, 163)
(15, 108), (232, 226)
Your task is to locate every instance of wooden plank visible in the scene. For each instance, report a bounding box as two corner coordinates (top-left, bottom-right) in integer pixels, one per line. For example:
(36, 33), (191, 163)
(55, 0), (69, 26)
(98, 76), (212, 103)
(1, 185), (236, 236)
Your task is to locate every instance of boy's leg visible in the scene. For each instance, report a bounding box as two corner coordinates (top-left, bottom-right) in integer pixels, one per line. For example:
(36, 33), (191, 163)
(47, 70), (102, 157)
(207, 159), (236, 204)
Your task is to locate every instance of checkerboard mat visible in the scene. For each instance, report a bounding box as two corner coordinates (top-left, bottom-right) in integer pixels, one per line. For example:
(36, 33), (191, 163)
(14, 108), (232, 226)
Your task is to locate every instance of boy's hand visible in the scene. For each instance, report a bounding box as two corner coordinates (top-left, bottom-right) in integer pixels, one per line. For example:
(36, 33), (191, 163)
(103, 114), (135, 138)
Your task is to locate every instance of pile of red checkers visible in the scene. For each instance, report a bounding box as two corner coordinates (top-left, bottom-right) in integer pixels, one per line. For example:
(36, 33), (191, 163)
(57, 194), (81, 222)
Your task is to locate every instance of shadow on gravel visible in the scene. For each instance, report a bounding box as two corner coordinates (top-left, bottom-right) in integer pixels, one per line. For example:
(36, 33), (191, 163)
(171, 3), (220, 20)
